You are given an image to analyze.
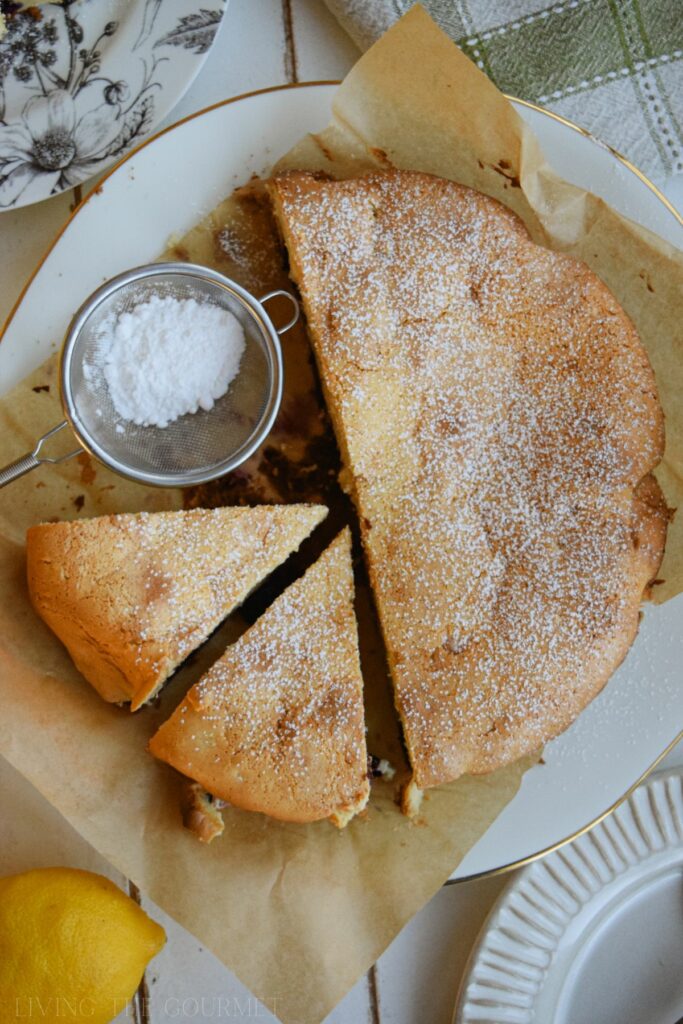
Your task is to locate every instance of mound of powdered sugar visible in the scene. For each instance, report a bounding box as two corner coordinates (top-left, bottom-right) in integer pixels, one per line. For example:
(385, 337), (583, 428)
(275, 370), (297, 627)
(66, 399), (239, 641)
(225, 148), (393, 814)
(98, 294), (246, 428)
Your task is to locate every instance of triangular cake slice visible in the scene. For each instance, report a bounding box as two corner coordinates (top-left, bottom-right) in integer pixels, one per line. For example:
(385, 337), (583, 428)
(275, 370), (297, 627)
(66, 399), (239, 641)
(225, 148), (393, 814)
(149, 528), (370, 827)
(27, 505), (327, 710)
(269, 169), (667, 794)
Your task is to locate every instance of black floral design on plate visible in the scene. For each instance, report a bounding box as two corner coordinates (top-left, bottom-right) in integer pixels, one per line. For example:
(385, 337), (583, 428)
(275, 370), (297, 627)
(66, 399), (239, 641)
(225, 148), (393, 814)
(155, 10), (223, 56)
(0, 0), (225, 209)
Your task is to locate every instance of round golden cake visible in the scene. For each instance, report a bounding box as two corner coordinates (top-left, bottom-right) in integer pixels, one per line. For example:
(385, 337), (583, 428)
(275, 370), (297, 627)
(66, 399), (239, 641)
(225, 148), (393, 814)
(269, 168), (668, 789)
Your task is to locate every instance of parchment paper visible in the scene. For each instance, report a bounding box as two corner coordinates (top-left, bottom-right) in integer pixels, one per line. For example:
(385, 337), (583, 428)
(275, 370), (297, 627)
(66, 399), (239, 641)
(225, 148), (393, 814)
(0, 7), (681, 1024)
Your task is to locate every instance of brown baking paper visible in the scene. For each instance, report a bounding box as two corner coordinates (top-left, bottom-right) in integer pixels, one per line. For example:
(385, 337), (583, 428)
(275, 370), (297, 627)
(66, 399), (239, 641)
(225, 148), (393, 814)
(1, 7), (682, 1024)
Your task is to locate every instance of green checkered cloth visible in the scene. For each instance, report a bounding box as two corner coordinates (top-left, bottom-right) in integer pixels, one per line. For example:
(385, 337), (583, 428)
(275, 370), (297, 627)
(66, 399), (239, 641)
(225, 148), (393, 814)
(324, 0), (683, 186)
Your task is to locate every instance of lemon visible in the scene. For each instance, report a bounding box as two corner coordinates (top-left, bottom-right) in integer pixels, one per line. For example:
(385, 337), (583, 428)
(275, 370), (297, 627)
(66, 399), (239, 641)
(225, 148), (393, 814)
(0, 867), (165, 1024)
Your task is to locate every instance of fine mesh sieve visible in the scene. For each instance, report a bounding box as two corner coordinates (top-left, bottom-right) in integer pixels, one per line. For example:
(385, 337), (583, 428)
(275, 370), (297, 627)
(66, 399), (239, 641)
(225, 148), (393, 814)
(0, 263), (296, 490)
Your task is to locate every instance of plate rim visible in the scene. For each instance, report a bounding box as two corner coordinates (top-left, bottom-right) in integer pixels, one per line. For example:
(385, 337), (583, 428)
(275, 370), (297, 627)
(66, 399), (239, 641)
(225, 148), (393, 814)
(3, 80), (681, 345)
(1, 79), (681, 884)
(453, 765), (683, 1022)
(447, 728), (682, 884)
(512, 96), (682, 229)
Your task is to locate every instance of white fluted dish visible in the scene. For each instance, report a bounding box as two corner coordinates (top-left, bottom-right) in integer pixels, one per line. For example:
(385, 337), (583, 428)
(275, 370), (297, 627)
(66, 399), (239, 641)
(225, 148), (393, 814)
(455, 768), (683, 1024)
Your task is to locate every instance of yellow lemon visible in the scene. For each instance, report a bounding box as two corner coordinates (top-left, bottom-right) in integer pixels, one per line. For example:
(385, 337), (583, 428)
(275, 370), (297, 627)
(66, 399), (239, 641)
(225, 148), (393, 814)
(0, 867), (165, 1024)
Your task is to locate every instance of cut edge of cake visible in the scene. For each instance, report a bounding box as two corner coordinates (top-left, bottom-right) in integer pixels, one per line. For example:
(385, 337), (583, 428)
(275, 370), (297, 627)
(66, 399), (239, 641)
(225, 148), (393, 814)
(26, 504), (327, 710)
(148, 527), (370, 829)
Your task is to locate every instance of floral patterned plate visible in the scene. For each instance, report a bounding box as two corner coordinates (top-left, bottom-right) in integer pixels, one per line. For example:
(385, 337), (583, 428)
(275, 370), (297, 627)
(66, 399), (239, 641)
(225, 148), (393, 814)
(0, 0), (227, 210)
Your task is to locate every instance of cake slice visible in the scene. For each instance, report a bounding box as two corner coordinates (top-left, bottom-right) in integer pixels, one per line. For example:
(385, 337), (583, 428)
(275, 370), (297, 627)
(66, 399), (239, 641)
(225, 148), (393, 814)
(268, 169), (667, 793)
(149, 528), (370, 827)
(27, 505), (326, 710)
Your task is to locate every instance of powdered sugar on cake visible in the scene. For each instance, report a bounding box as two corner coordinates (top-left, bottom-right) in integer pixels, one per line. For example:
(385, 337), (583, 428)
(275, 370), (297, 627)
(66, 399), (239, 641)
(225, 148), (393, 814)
(148, 529), (370, 825)
(117, 505), (323, 672)
(270, 169), (667, 787)
(39, 504), (326, 709)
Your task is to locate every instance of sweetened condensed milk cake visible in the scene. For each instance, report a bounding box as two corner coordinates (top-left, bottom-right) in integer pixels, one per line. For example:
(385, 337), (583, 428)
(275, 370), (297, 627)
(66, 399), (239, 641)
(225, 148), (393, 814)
(27, 505), (326, 710)
(149, 528), (370, 828)
(269, 169), (668, 800)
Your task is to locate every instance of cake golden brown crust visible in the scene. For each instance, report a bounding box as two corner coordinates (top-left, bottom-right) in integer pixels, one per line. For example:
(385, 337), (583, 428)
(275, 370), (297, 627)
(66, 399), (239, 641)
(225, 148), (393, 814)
(26, 505), (327, 710)
(149, 528), (370, 826)
(268, 168), (668, 789)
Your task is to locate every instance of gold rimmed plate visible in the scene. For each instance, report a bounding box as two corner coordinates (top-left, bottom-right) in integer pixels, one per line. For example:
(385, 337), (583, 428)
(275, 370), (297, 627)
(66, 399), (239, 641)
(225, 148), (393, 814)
(1, 82), (681, 882)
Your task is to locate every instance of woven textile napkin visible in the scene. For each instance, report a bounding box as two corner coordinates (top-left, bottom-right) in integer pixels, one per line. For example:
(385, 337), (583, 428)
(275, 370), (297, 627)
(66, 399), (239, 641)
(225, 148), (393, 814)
(324, 0), (682, 186)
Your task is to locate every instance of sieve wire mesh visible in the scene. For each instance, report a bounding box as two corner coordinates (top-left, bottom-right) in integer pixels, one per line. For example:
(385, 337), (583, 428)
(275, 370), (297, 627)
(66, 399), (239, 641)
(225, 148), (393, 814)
(63, 270), (277, 484)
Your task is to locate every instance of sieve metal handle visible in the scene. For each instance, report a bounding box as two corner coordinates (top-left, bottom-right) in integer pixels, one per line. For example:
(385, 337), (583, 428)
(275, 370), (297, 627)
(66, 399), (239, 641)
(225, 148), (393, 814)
(260, 290), (300, 334)
(0, 422), (82, 488)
